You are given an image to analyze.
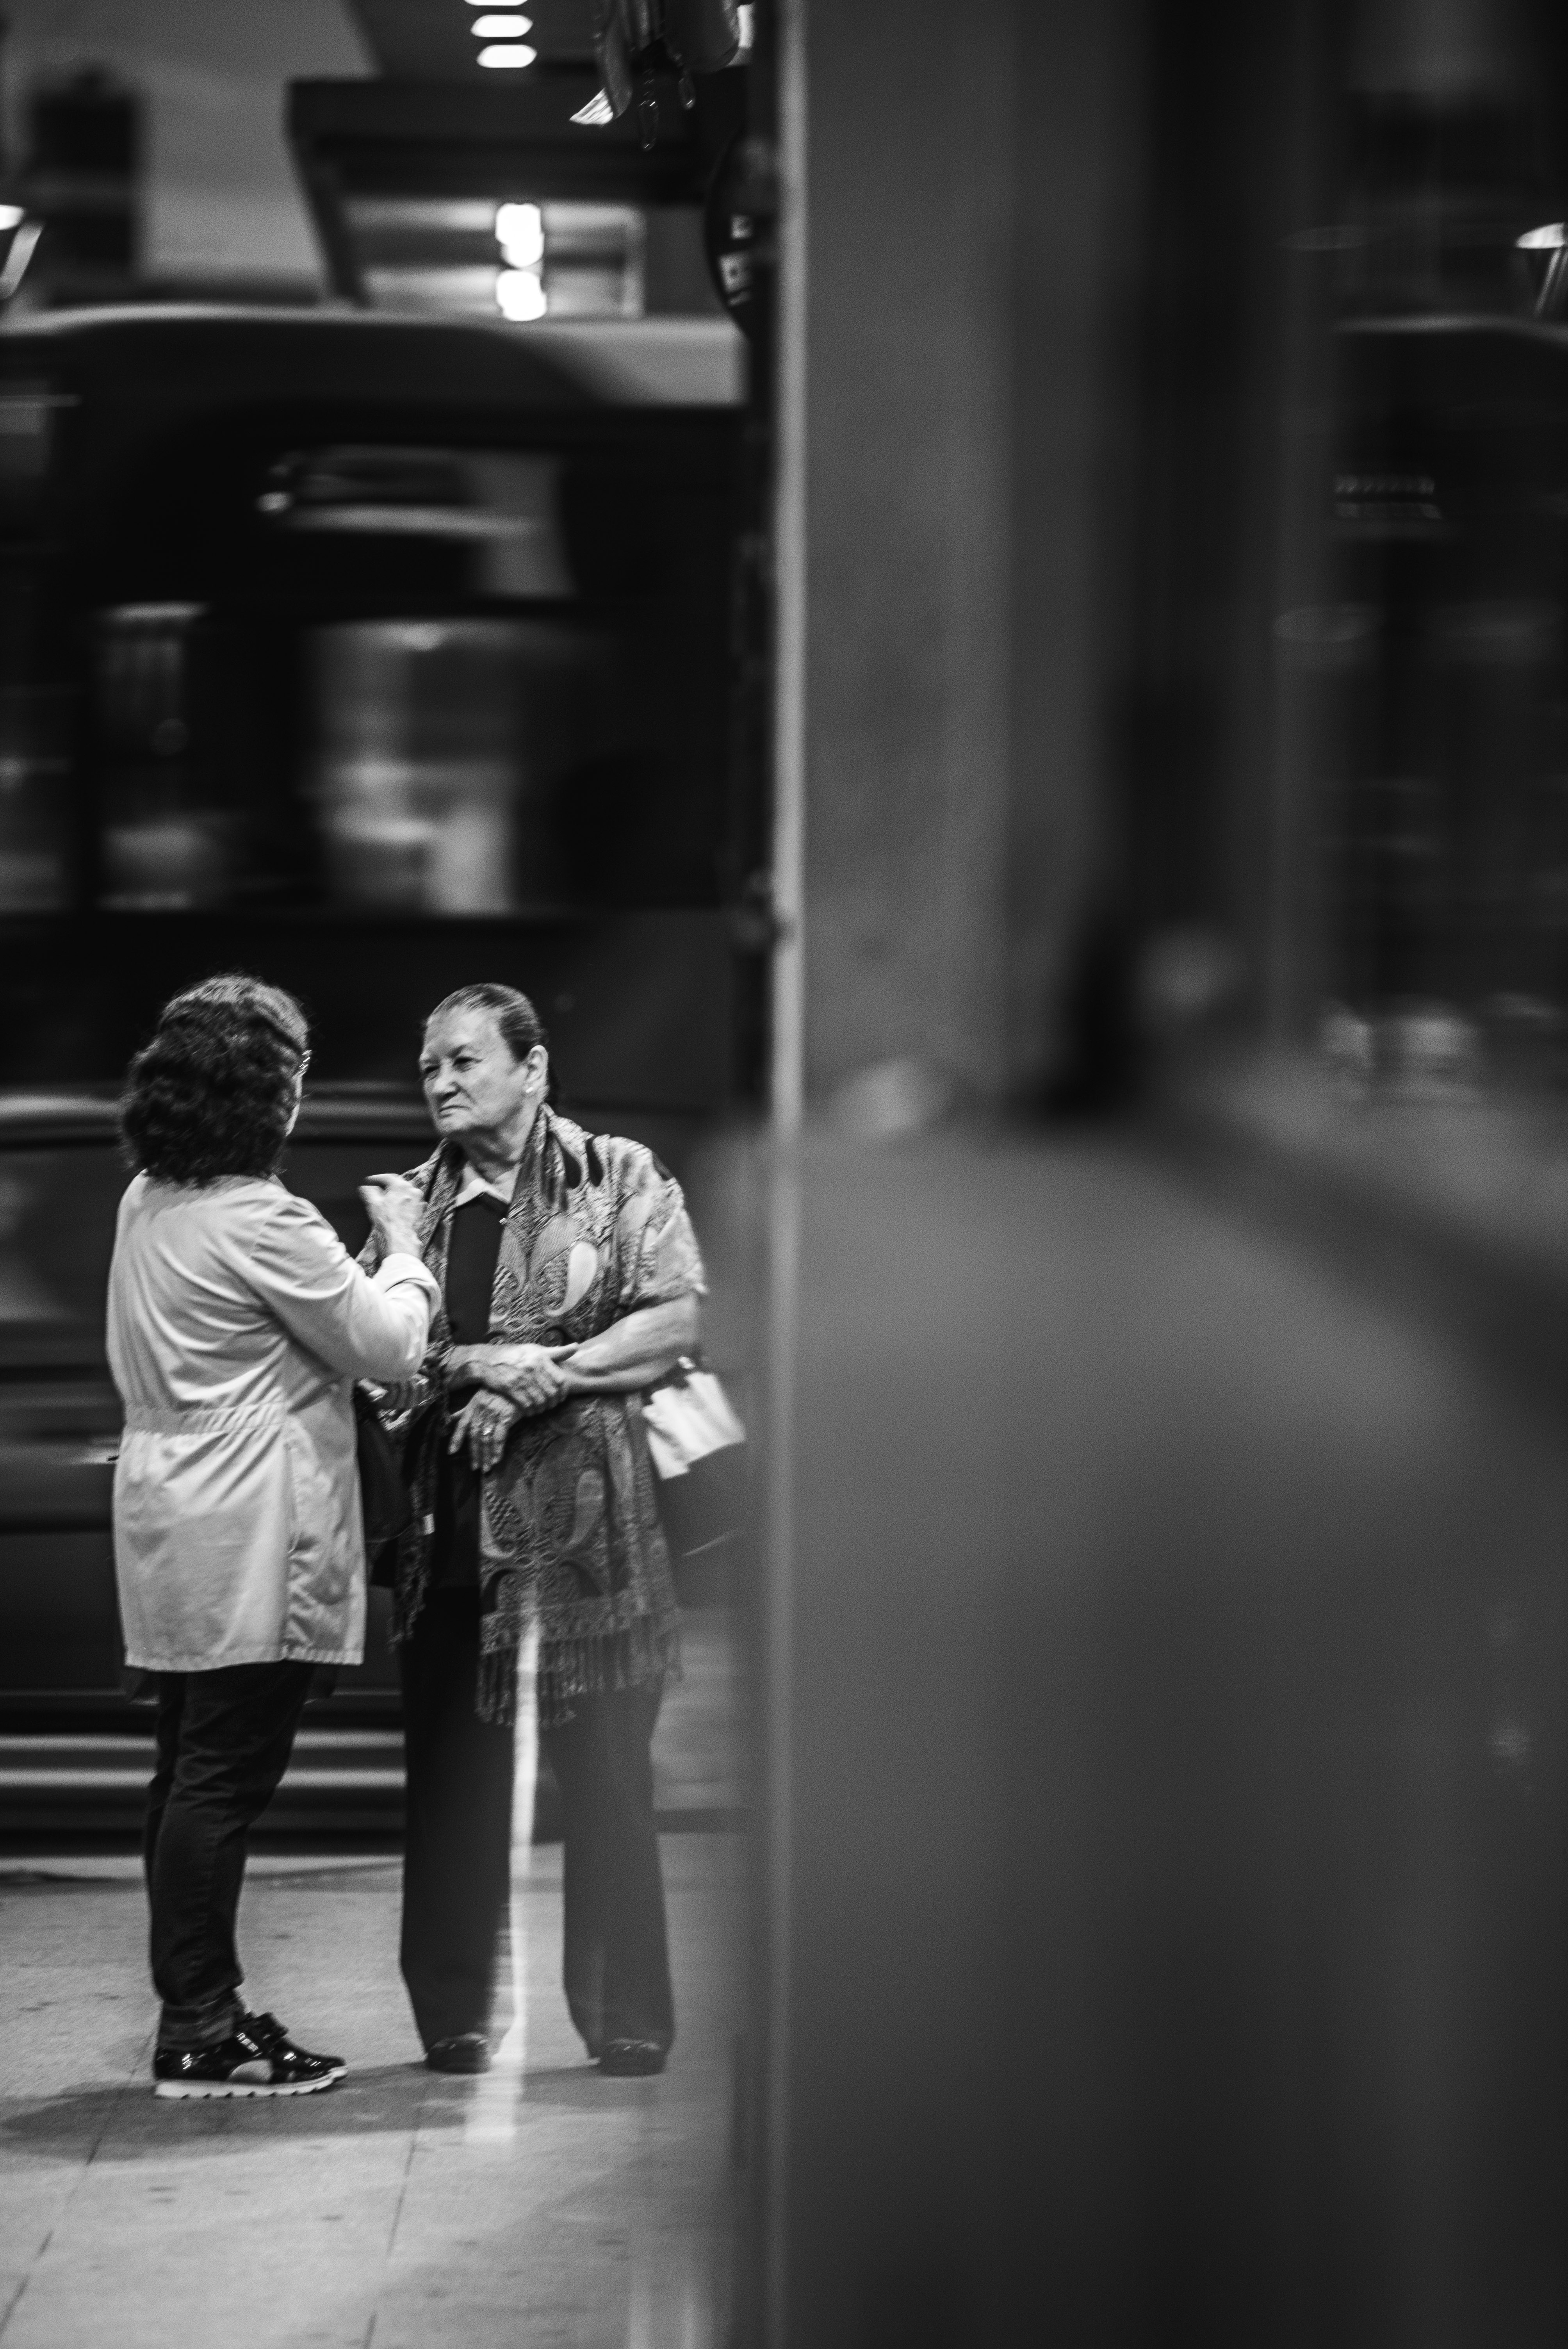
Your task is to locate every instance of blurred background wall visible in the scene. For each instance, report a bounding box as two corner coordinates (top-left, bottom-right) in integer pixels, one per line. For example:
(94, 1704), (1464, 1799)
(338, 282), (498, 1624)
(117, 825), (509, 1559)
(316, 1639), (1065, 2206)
(760, 1), (1568, 2342)
(795, 0), (1568, 1116)
(0, 0), (367, 298)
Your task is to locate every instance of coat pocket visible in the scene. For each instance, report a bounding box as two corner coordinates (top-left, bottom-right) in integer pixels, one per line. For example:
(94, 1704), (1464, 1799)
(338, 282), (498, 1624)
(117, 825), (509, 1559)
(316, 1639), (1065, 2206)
(282, 1417), (354, 1611)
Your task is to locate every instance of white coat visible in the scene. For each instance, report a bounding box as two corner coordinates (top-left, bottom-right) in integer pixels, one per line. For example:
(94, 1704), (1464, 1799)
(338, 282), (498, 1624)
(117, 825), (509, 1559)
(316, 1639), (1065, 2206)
(107, 1173), (438, 1673)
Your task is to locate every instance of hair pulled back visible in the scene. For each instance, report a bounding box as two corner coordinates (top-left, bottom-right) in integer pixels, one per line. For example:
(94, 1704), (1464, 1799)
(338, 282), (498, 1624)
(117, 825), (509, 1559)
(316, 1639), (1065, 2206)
(426, 983), (549, 1065)
(119, 975), (310, 1186)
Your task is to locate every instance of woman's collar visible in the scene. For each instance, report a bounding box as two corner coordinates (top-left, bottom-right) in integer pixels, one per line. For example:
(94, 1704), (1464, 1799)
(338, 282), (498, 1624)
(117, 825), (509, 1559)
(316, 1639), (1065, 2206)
(440, 1102), (554, 1210)
(452, 1160), (514, 1209)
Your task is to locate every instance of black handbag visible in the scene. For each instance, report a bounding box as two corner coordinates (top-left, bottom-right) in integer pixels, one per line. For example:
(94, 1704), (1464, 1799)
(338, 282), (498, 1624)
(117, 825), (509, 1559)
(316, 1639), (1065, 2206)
(353, 1384), (413, 1568)
(654, 1439), (748, 1561)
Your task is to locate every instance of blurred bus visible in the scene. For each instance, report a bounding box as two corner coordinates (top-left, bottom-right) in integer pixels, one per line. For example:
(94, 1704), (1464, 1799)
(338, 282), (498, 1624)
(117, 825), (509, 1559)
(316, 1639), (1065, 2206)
(0, 305), (752, 1133)
(0, 304), (755, 1737)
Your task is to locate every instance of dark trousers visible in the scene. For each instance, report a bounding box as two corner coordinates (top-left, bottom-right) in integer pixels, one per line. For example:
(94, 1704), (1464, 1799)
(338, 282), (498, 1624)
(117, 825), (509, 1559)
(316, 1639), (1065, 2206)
(399, 1590), (675, 2057)
(144, 1659), (314, 2051)
(399, 1589), (514, 2050)
(543, 1684), (675, 2057)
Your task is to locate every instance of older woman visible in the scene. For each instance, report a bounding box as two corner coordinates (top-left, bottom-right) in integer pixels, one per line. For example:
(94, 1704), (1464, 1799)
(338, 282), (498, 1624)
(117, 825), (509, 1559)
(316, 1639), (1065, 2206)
(372, 982), (703, 2078)
(109, 975), (438, 2099)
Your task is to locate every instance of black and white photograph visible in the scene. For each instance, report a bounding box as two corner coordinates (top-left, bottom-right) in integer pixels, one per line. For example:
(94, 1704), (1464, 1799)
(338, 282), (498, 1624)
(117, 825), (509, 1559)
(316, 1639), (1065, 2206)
(4, 0), (1568, 2344)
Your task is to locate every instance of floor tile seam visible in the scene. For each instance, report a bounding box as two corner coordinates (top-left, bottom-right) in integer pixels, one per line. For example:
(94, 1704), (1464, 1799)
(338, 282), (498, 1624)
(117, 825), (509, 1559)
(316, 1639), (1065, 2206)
(0, 2025), (157, 2338)
(0, 2140), (100, 2333)
(367, 2064), (432, 2321)
(0, 2258), (37, 2344)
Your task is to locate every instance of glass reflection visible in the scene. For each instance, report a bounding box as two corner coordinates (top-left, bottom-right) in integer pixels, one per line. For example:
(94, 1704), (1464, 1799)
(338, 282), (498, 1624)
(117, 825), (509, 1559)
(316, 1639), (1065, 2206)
(0, 686), (69, 912)
(307, 618), (597, 914)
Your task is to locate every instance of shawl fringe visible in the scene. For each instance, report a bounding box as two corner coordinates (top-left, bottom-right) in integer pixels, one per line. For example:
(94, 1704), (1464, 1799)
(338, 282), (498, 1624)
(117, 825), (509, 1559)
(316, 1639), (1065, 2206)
(477, 1614), (682, 1729)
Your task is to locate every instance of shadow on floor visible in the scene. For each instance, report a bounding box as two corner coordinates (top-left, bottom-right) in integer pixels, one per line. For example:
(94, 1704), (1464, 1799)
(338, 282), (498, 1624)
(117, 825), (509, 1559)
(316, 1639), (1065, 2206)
(0, 2063), (461, 2158)
(513, 2062), (666, 2109)
(0, 2057), (673, 2158)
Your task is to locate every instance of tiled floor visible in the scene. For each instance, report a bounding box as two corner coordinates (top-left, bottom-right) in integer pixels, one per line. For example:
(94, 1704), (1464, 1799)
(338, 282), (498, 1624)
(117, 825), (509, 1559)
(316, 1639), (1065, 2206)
(0, 1837), (744, 2347)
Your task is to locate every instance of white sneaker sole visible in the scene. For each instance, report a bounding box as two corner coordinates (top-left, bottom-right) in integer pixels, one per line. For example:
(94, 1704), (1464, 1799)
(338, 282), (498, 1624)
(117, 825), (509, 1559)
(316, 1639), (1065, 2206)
(153, 2067), (345, 2100)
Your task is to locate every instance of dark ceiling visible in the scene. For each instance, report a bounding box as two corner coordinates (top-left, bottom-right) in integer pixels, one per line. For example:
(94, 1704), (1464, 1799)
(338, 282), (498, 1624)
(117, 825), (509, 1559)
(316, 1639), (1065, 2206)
(346, 0), (600, 82)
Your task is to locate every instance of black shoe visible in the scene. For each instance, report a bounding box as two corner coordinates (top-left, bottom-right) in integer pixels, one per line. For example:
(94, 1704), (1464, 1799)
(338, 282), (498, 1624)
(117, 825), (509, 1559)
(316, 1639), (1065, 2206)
(153, 2012), (345, 2100)
(599, 2038), (667, 2077)
(426, 2032), (491, 2075)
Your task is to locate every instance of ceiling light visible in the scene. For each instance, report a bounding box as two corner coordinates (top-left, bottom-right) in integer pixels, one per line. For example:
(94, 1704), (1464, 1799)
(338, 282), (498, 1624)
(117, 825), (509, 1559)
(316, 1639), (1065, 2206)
(1518, 222), (1567, 250)
(471, 14), (531, 33)
(477, 41), (536, 66)
(0, 205), (23, 233)
(497, 269), (547, 321)
(495, 201), (543, 267)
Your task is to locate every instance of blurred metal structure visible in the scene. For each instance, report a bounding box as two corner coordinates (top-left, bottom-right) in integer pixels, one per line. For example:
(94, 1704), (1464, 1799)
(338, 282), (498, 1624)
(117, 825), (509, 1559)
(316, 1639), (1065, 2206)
(1106, 0), (1568, 1103)
(13, 66), (141, 310)
(287, 43), (741, 318)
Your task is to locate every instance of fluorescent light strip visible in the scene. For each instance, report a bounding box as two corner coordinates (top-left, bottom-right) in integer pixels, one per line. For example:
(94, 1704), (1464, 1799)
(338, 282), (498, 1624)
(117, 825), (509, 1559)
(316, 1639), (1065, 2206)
(478, 41), (536, 66)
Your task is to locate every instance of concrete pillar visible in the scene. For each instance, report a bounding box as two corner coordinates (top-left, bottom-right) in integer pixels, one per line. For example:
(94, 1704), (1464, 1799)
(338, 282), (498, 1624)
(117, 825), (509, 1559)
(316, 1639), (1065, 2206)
(790, 0), (1139, 1112)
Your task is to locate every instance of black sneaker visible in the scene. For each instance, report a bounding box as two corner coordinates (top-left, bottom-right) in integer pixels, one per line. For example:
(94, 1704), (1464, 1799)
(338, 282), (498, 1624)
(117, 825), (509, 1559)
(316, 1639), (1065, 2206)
(153, 2011), (345, 2100)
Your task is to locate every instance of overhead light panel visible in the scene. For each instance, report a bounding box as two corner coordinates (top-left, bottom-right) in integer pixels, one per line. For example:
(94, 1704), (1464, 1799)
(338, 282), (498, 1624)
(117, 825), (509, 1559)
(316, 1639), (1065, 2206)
(477, 41), (536, 66)
(497, 268), (547, 321)
(470, 14), (532, 33)
(1518, 222), (1568, 250)
(495, 201), (543, 267)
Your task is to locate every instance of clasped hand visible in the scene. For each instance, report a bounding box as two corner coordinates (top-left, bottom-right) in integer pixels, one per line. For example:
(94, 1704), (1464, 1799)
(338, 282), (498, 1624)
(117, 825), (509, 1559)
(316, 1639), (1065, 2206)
(449, 1388), (521, 1472)
(446, 1342), (577, 1470)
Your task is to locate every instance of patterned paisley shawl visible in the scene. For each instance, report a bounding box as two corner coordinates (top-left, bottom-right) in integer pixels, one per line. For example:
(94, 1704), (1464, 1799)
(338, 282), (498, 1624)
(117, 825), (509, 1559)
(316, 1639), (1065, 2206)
(370, 1106), (706, 1724)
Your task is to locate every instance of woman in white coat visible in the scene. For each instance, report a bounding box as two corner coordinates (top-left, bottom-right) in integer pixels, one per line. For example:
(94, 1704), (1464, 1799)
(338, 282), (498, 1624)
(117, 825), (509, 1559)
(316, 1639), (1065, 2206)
(108, 975), (437, 2100)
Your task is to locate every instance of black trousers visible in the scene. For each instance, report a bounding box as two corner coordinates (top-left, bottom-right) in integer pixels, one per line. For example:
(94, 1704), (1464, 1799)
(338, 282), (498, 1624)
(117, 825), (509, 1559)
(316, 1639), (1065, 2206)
(399, 1590), (675, 2057)
(543, 1682), (675, 2057)
(399, 1588), (514, 2050)
(144, 1659), (315, 2051)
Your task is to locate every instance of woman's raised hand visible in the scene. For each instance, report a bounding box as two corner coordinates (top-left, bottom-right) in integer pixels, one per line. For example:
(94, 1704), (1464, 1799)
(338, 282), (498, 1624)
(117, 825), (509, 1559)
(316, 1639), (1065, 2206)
(360, 1173), (425, 1260)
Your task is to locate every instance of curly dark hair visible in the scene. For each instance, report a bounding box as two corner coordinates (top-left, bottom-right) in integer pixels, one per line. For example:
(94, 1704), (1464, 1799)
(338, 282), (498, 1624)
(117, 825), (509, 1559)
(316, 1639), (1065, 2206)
(119, 976), (310, 1185)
